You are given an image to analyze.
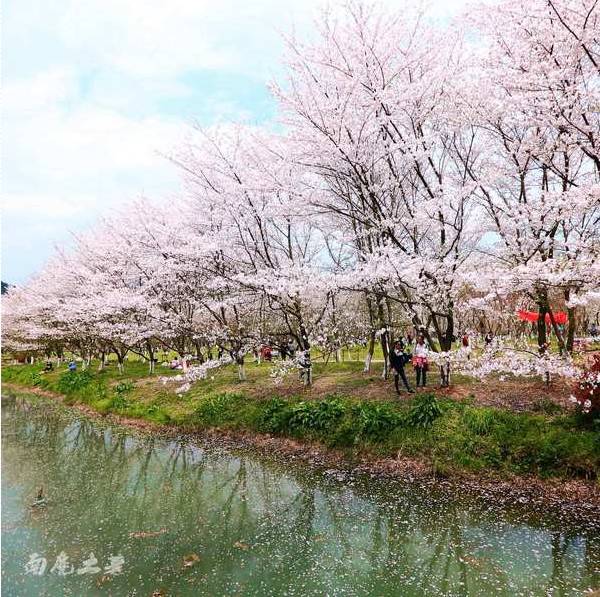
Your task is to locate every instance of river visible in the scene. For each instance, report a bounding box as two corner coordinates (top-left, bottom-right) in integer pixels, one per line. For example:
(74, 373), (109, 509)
(2, 393), (599, 596)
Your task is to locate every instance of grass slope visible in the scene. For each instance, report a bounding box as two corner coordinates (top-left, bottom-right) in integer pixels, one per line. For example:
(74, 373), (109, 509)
(2, 360), (599, 481)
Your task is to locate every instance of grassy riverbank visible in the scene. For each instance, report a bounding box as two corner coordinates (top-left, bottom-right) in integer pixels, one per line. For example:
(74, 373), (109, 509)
(2, 360), (599, 481)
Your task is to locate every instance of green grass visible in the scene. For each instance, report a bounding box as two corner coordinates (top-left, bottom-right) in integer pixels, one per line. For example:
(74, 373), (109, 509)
(2, 360), (599, 480)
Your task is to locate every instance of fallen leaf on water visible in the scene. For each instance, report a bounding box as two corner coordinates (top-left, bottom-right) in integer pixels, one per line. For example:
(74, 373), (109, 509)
(460, 556), (483, 568)
(96, 574), (112, 587)
(233, 541), (249, 550)
(183, 553), (201, 568)
(129, 528), (167, 539)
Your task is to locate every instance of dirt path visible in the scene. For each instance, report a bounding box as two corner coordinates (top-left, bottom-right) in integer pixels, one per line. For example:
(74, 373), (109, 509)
(245, 372), (575, 413)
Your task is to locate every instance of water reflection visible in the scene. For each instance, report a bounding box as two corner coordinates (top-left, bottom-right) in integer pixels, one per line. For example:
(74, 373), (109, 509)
(2, 395), (599, 596)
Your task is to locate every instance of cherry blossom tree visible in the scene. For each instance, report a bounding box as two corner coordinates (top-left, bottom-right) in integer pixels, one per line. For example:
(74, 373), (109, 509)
(273, 2), (483, 384)
(4, 0), (597, 396)
(462, 0), (600, 354)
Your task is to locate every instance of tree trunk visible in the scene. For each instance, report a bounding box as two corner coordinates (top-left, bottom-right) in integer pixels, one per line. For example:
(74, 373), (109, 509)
(298, 350), (313, 386)
(564, 290), (576, 353)
(566, 307), (576, 353)
(304, 365), (312, 386)
(439, 361), (451, 387)
(364, 332), (375, 373)
(297, 323), (313, 386)
(547, 308), (567, 355)
(437, 310), (454, 388)
(537, 303), (548, 354)
(193, 340), (205, 364)
(146, 342), (155, 374)
(377, 299), (390, 380)
(380, 331), (389, 380)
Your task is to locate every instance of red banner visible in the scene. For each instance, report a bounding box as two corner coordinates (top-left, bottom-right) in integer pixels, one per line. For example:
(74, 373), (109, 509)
(517, 310), (567, 325)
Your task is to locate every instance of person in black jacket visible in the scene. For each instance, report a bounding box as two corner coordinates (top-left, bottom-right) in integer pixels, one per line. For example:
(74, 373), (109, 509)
(389, 340), (414, 395)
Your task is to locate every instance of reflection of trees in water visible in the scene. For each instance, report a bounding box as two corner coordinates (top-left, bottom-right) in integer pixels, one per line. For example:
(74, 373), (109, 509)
(551, 532), (569, 596)
(547, 531), (597, 597)
(3, 397), (598, 595)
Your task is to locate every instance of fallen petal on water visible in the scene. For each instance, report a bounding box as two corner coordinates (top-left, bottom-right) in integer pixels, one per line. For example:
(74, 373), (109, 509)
(129, 528), (167, 539)
(182, 553), (201, 568)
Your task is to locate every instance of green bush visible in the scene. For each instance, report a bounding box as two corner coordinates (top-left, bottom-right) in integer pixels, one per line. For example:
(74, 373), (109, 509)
(148, 409), (172, 425)
(259, 398), (403, 444)
(30, 371), (50, 389)
(193, 393), (244, 426)
(115, 381), (134, 395)
(352, 402), (401, 440)
(56, 370), (92, 394)
(405, 394), (442, 428)
(257, 398), (293, 433)
(463, 408), (497, 435)
(288, 399), (346, 432)
(111, 393), (129, 410)
(94, 398), (113, 414)
(327, 402), (402, 447)
(110, 381), (134, 410)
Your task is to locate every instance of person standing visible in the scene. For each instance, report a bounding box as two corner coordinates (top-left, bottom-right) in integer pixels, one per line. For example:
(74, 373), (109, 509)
(389, 341), (414, 395)
(484, 331), (493, 348)
(412, 334), (429, 388)
(287, 339), (296, 359)
(461, 332), (471, 360)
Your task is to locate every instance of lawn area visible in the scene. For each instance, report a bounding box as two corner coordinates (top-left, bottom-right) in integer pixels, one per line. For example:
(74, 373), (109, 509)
(2, 359), (599, 481)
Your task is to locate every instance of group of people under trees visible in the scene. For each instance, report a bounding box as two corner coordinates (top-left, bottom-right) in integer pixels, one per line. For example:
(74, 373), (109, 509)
(388, 329), (495, 395)
(36, 329), (486, 397)
(389, 333), (430, 395)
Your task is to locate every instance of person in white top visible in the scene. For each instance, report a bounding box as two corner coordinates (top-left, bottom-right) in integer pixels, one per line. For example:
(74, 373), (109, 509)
(412, 334), (429, 387)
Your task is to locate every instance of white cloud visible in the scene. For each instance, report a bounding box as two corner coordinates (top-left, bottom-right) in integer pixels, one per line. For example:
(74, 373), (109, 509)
(3, 94), (185, 197)
(2, 193), (88, 219)
(2, 68), (79, 113)
(2, 70), (186, 282)
(2, 0), (473, 283)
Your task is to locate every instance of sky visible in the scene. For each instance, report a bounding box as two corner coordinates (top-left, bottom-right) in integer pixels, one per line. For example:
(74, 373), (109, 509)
(2, 0), (471, 284)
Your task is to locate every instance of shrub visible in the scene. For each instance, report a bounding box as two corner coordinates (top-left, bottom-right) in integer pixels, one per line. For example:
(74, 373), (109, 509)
(56, 370), (92, 394)
(288, 399), (346, 432)
(193, 393), (244, 426)
(257, 398), (291, 433)
(111, 381), (134, 410)
(405, 394), (442, 428)
(351, 402), (401, 440)
(115, 381), (134, 395)
(111, 393), (129, 410)
(30, 371), (50, 389)
(464, 408), (497, 435)
(94, 398), (113, 414)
